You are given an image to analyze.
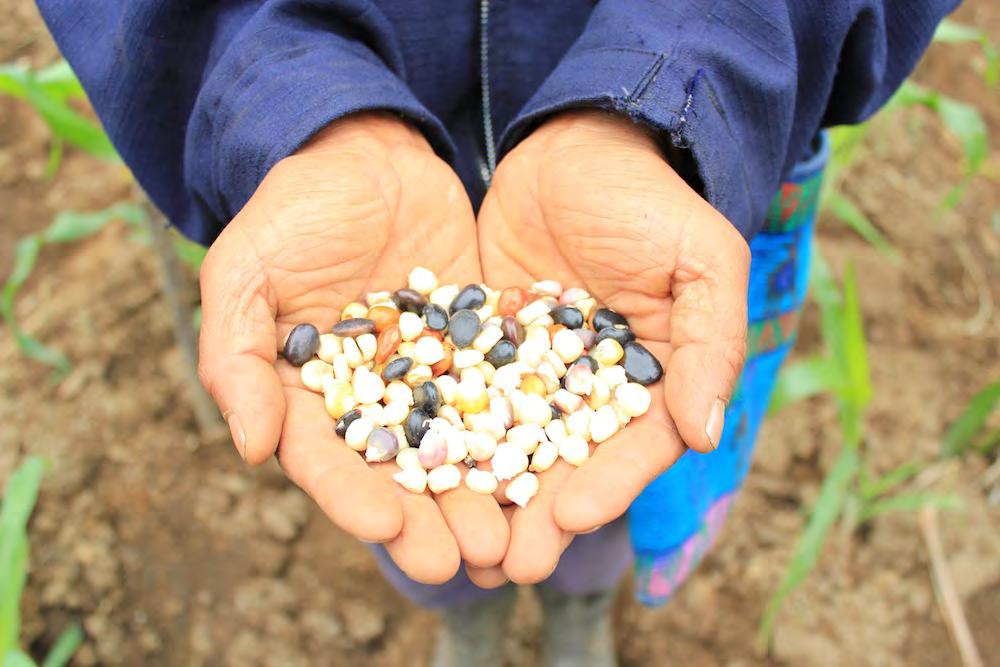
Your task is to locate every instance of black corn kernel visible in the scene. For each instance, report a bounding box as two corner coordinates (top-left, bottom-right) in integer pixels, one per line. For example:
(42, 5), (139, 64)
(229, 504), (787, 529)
(551, 306), (584, 329)
(335, 408), (363, 438)
(423, 304), (449, 331)
(448, 309), (482, 348)
(381, 357), (413, 381)
(592, 308), (628, 331)
(622, 342), (663, 385)
(449, 284), (486, 314)
(332, 318), (375, 337)
(283, 323), (320, 366)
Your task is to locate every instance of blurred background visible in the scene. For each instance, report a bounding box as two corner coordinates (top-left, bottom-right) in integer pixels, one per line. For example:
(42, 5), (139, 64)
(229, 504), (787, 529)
(1, 1), (998, 665)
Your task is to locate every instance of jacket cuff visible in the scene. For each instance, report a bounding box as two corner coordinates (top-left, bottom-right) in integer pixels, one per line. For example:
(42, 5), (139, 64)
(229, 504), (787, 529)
(186, 37), (454, 245)
(499, 47), (757, 240)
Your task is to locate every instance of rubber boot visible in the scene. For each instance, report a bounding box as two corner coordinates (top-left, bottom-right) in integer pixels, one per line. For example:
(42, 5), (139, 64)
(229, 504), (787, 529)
(537, 587), (617, 667)
(430, 585), (517, 667)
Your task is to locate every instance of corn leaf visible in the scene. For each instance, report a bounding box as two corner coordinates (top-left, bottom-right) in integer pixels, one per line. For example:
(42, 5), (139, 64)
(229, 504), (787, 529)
(858, 461), (925, 501)
(757, 446), (859, 649)
(839, 264), (872, 410)
(825, 192), (901, 263)
(942, 378), (1000, 457)
(2, 651), (37, 667)
(43, 203), (146, 244)
(933, 20), (999, 86)
(768, 356), (840, 414)
(40, 624), (82, 667)
(171, 233), (207, 270)
(857, 492), (964, 524)
(0, 458), (46, 657)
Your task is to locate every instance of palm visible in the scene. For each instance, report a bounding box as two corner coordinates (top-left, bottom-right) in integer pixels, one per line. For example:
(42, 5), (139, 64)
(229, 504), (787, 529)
(476, 112), (747, 582)
(200, 123), (508, 584)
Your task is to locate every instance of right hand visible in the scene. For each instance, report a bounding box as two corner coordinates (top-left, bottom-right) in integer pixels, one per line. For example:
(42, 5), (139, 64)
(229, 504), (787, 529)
(197, 113), (508, 583)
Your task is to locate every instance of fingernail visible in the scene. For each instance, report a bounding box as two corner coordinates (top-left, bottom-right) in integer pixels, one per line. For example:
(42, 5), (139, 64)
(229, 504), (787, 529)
(580, 525), (603, 535)
(705, 398), (726, 450)
(225, 410), (247, 460)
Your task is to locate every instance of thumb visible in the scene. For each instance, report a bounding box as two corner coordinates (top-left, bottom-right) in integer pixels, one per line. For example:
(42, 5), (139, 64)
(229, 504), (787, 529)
(664, 219), (750, 454)
(198, 241), (285, 464)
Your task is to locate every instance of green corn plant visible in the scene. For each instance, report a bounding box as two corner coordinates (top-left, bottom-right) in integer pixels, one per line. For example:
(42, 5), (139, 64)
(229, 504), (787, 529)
(941, 378), (1000, 458)
(2, 204), (149, 378)
(758, 248), (962, 648)
(0, 457), (83, 667)
(2, 60), (207, 376)
(820, 22), (993, 257)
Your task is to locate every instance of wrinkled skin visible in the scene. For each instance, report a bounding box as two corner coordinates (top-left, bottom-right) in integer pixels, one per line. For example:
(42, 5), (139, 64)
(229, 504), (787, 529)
(197, 113), (509, 584)
(473, 111), (750, 585)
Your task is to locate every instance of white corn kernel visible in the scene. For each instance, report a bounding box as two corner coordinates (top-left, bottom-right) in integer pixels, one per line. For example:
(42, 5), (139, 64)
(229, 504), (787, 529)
(489, 396), (514, 429)
(614, 382), (652, 417)
(408, 266), (439, 295)
(384, 380), (414, 406)
(525, 325), (552, 349)
(324, 383), (357, 420)
(491, 442), (530, 481)
(559, 287), (591, 306)
(357, 333), (378, 362)
(517, 339), (546, 368)
(505, 472), (539, 508)
(473, 326), (504, 354)
(506, 424), (546, 454)
(536, 362), (561, 394)
(611, 400), (633, 427)
(529, 441), (559, 472)
(444, 429), (469, 464)
(586, 376), (611, 410)
(516, 299), (552, 325)
(460, 366), (486, 387)
(435, 375), (458, 405)
(393, 467), (428, 494)
(465, 468), (498, 495)
(455, 379), (489, 414)
(427, 464), (462, 494)
(345, 417), (375, 451)
(381, 400), (410, 425)
(544, 350), (567, 378)
(397, 341), (417, 358)
(342, 337), (364, 368)
(453, 349), (485, 370)
(358, 403), (384, 424)
(341, 302), (369, 320)
(576, 298), (597, 320)
(592, 338), (624, 366)
(429, 417), (454, 434)
(476, 361), (497, 385)
(404, 364), (433, 387)
(398, 311), (425, 341)
(466, 412), (506, 440)
(590, 405), (620, 443)
(544, 419), (568, 444)
(563, 363), (594, 396)
(553, 389), (584, 414)
(430, 284), (460, 309)
(365, 290), (393, 307)
(396, 447), (422, 470)
(301, 359), (332, 392)
(552, 328), (585, 364)
(466, 432), (498, 461)
(566, 409), (592, 439)
(475, 303), (496, 322)
(391, 425), (409, 450)
(532, 280), (563, 297)
(352, 368), (386, 404)
(439, 404), (463, 428)
(491, 364), (524, 393)
(414, 336), (445, 365)
(559, 435), (590, 466)
(317, 334), (342, 363)
(518, 394), (553, 427)
(596, 365), (628, 389)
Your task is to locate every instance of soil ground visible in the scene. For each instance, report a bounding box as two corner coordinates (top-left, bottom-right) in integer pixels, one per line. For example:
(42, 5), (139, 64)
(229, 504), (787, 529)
(1, 2), (998, 665)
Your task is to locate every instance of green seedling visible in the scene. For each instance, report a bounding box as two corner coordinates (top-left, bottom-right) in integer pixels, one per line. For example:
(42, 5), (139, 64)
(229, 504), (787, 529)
(0, 457), (82, 667)
(941, 378), (1000, 458)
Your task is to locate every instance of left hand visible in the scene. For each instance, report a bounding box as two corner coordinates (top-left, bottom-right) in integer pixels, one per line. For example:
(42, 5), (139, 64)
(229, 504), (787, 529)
(473, 110), (750, 584)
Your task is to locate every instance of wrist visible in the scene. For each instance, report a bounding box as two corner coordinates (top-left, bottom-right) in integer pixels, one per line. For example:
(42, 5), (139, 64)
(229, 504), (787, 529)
(297, 111), (432, 158)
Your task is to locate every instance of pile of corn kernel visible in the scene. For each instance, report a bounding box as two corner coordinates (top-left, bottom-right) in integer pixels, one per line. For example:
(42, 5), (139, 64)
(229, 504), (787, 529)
(282, 268), (661, 508)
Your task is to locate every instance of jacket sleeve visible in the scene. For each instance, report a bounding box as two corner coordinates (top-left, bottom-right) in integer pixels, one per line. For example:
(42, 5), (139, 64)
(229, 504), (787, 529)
(499, 0), (959, 240)
(36, 1), (454, 245)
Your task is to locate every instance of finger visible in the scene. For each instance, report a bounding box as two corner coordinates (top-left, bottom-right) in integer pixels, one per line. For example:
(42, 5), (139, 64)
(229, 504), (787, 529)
(553, 383), (685, 533)
(436, 476), (511, 568)
(383, 478), (462, 585)
(466, 564), (509, 589)
(198, 242), (283, 464)
(667, 221), (750, 452)
(502, 462), (576, 584)
(275, 368), (404, 543)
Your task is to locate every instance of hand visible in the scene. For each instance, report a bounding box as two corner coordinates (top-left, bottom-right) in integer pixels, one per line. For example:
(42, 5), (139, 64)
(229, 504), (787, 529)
(475, 110), (750, 583)
(197, 113), (508, 583)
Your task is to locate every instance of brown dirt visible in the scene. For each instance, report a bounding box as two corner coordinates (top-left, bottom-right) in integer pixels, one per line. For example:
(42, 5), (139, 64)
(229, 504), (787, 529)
(2, 1), (998, 665)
